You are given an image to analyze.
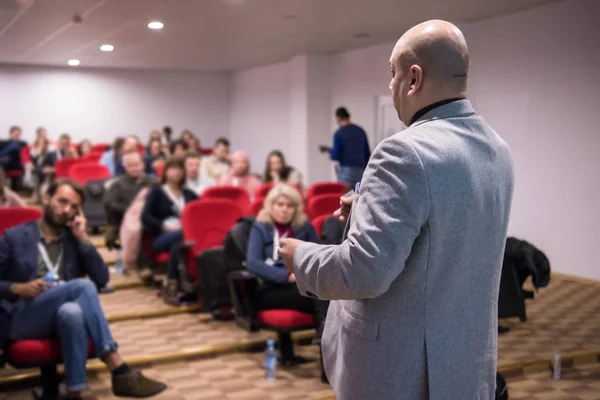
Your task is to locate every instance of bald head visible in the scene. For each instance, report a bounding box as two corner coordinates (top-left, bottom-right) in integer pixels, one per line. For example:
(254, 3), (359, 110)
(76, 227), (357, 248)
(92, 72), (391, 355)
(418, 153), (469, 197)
(389, 20), (469, 125)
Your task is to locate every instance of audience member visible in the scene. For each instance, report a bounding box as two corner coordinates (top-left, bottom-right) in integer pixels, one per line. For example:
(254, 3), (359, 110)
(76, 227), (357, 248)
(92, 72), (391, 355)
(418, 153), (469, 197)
(78, 139), (93, 157)
(149, 130), (162, 142)
(217, 151), (261, 199)
(187, 136), (201, 153)
(144, 138), (166, 175)
(104, 152), (156, 249)
(162, 126), (173, 146)
(35, 127), (48, 140)
(246, 184), (328, 337)
(141, 157), (198, 305)
(181, 130), (193, 143)
(0, 168), (26, 207)
(319, 107), (371, 186)
(0, 179), (167, 398)
(263, 150), (302, 185)
(200, 137), (230, 181)
(30, 137), (50, 202)
(114, 136), (145, 176)
(169, 139), (188, 158)
(39, 133), (75, 183)
(0, 126), (26, 178)
(100, 137), (125, 176)
(184, 152), (214, 195)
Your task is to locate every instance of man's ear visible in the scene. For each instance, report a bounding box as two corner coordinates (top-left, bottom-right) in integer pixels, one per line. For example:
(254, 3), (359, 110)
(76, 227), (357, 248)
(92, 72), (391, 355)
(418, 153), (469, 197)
(407, 65), (423, 96)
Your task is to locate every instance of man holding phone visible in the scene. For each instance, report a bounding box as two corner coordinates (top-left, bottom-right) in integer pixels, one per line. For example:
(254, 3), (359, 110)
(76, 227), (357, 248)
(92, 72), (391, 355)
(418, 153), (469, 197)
(0, 179), (167, 398)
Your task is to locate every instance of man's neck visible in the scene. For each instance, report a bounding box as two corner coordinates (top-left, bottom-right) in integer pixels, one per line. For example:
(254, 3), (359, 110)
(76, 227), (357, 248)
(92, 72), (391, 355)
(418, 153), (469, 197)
(339, 120), (351, 127)
(40, 219), (62, 242)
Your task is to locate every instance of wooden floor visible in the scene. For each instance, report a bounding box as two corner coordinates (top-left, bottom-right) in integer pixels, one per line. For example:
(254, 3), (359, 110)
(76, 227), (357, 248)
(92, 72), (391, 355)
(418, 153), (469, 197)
(1, 232), (599, 399)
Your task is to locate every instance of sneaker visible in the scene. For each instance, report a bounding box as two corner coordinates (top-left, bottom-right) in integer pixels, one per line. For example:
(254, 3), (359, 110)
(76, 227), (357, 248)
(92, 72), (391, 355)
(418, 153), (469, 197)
(161, 279), (179, 306)
(112, 370), (167, 398)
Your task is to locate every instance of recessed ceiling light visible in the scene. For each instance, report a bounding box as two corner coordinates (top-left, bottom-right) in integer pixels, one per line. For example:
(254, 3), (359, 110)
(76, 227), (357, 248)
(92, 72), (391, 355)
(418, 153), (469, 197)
(148, 21), (164, 30)
(68, 59), (80, 66)
(100, 44), (114, 52)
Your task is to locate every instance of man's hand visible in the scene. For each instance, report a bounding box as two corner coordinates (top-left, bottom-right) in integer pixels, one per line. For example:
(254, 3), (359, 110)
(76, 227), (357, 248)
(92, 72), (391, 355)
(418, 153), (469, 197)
(11, 279), (47, 298)
(333, 195), (354, 222)
(278, 238), (305, 274)
(318, 145), (331, 153)
(288, 273), (296, 283)
(69, 211), (89, 243)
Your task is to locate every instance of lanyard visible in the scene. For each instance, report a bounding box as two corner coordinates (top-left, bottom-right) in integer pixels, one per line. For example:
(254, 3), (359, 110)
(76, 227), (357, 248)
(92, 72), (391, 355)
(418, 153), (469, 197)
(272, 228), (290, 260)
(162, 185), (185, 215)
(37, 242), (63, 276)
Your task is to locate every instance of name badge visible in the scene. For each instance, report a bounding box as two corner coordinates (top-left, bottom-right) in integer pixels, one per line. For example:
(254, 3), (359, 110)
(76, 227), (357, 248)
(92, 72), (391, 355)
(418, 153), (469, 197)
(265, 258), (276, 266)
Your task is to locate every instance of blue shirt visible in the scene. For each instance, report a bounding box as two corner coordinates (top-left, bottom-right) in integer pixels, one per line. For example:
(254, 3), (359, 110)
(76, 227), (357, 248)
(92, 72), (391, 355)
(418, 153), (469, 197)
(330, 124), (371, 168)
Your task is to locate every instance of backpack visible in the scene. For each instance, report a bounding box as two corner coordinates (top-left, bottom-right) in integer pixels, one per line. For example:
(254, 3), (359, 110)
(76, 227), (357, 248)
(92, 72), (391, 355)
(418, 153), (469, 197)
(222, 216), (255, 274)
(495, 373), (508, 400)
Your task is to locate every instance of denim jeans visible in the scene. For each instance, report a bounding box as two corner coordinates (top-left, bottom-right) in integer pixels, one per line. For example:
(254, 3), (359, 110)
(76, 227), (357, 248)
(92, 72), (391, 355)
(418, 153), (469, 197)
(335, 165), (364, 188)
(152, 230), (184, 280)
(8, 279), (117, 392)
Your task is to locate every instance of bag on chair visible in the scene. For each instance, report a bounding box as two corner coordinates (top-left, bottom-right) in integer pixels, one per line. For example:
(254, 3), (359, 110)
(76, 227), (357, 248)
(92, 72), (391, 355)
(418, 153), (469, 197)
(222, 216), (255, 274)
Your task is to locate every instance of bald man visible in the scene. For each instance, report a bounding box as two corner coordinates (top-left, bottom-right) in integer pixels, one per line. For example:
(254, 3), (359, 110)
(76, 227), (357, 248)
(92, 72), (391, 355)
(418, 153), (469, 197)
(279, 20), (514, 399)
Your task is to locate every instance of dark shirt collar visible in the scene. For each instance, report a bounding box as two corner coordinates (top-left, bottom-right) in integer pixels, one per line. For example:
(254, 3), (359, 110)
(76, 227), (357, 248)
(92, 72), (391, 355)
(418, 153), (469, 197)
(410, 97), (465, 126)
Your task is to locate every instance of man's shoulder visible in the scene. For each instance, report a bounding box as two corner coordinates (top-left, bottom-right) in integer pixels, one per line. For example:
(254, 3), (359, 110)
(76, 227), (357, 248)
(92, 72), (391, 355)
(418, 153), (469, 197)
(3, 221), (37, 241)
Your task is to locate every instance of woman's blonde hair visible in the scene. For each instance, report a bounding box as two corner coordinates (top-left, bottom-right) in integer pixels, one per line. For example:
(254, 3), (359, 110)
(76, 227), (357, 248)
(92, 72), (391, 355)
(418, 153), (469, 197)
(257, 184), (307, 228)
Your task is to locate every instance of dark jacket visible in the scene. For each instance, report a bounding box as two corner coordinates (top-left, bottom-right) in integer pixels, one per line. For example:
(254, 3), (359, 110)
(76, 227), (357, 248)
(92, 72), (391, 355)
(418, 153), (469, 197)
(246, 220), (319, 283)
(141, 186), (198, 235)
(504, 237), (551, 289)
(104, 174), (156, 227)
(0, 140), (26, 171)
(0, 222), (109, 363)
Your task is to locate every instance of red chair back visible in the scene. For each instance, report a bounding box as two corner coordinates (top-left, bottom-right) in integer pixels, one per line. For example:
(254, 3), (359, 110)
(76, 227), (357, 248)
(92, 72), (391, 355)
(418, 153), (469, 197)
(0, 207), (43, 237)
(202, 186), (251, 215)
(154, 161), (165, 177)
(254, 183), (274, 200)
(308, 193), (341, 219)
(306, 182), (346, 200)
(311, 215), (329, 239)
(81, 152), (103, 163)
(249, 199), (264, 216)
(182, 199), (245, 281)
(54, 158), (80, 178)
(91, 143), (109, 153)
(68, 163), (110, 185)
(200, 148), (213, 156)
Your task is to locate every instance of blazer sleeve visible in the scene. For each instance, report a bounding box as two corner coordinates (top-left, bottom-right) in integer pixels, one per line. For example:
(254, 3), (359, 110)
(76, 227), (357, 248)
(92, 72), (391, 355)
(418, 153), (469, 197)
(0, 234), (14, 298)
(141, 188), (163, 233)
(246, 224), (289, 283)
(79, 241), (109, 288)
(293, 138), (430, 300)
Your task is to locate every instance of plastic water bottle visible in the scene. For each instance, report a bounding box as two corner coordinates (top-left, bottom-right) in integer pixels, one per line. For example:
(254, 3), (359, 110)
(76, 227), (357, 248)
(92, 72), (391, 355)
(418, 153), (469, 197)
(44, 271), (58, 288)
(115, 249), (124, 275)
(552, 354), (561, 380)
(264, 339), (277, 381)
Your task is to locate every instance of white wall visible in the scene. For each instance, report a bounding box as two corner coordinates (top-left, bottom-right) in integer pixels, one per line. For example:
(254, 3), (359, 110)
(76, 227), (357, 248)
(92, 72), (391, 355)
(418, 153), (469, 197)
(229, 0), (600, 281)
(0, 65), (230, 146)
(229, 61), (290, 175)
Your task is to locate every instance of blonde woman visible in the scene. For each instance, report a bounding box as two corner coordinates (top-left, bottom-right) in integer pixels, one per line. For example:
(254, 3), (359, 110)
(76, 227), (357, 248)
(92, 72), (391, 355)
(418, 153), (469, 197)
(246, 184), (328, 340)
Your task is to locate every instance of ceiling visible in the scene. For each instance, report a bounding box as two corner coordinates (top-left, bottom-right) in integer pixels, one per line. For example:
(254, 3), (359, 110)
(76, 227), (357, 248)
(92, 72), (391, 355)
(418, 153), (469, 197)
(0, 0), (558, 71)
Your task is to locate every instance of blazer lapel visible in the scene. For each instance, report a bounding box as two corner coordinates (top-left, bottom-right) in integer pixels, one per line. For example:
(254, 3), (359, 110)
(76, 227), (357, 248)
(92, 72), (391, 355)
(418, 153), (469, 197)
(24, 224), (40, 280)
(62, 233), (76, 280)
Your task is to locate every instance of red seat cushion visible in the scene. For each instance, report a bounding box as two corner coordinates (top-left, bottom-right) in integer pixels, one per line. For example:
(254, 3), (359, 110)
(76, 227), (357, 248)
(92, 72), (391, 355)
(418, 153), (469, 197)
(258, 310), (315, 329)
(155, 252), (170, 264)
(7, 339), (95, 366)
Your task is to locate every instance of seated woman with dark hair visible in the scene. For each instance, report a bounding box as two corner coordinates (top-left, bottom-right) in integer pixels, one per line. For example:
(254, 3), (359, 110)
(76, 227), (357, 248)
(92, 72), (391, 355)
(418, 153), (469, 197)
(144, 138), (167, 175)
(169, 139), (188, 158)
(263, 150), (302, 186)
(78, 139), (93, 157)
(141, 157), (198, 305)
(247, 184), (328, 336)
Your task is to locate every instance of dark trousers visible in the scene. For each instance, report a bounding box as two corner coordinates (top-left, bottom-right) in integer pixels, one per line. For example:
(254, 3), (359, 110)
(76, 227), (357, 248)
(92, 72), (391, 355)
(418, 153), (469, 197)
(254, 283), (329, 328)
(152, 230), (183, 280)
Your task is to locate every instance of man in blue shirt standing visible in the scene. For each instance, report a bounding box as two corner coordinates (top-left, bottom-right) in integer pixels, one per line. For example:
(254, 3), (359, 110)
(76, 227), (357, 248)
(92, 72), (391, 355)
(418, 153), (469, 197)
(320, 107), (371, 186)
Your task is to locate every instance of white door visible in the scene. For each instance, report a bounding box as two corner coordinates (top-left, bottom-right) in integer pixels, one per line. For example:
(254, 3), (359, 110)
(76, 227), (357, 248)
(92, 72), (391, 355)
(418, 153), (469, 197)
(374, 95), (406, 147)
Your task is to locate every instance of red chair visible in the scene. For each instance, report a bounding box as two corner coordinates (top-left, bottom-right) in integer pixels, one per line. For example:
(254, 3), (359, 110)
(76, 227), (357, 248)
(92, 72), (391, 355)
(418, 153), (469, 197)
(254, 183), (274, 200)
(306, 182), (346, 200)
(68, 163), (110, 185)
(311, 215), (329, 239)
(54, 158), (80, 179)
(200, 148), (213, 156)
(0, 207), (42, 236)
(91, 143), (109, 153)
(249, 199), (264, 216)
(202, 186), (251, 215)
(81, 151), (103, 163)
(154, 161), (165, 178)
(181, 199), (245, 282)
(20, 145), (31, 165)
(307, 193), (342, 220)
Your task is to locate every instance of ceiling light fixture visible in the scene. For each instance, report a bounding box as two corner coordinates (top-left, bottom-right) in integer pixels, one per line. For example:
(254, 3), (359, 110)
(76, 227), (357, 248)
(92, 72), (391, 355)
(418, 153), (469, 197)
(68, 59), (80, 66)
(148, 21), (164, 30)
(100, 44), (114, 52)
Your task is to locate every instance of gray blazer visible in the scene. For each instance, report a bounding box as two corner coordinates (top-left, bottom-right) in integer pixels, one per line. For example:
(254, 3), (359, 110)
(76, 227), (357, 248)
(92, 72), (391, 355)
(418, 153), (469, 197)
(294, 100), (514, 400)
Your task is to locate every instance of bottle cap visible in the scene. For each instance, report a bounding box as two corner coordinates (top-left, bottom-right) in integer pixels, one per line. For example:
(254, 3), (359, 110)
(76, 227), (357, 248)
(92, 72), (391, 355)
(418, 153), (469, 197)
(266, 339), (275, 346)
